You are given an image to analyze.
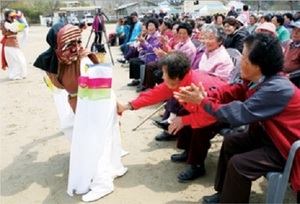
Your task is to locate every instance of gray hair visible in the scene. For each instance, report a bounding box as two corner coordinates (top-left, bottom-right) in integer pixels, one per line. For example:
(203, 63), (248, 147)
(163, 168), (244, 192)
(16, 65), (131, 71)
(203, 24), (226, 43)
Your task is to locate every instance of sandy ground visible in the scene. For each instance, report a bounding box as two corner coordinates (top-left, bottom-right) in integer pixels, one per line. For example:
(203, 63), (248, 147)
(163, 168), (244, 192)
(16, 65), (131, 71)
(0, 24), (297, 204)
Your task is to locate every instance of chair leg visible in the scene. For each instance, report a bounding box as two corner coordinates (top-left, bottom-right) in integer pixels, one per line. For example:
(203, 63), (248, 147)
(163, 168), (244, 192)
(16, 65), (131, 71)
(266, 172), (283, 203)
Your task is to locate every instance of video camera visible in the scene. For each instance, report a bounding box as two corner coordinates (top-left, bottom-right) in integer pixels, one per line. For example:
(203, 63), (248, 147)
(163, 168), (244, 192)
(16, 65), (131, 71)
(124, 16), (134, 25)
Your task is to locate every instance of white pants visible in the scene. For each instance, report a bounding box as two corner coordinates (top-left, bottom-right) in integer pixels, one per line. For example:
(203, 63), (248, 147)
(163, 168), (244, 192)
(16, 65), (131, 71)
(5, 46), (27, 80)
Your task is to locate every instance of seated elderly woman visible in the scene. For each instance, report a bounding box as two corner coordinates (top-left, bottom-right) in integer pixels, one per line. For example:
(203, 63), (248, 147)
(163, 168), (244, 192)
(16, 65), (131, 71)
(174, 33), (300, 203)
(126, 18), (162, 87)
(142, 22), (196, 91)
(198, 24), (234, 83)
(223, 16), (249, 53)
(155, 25), (234, 145)
(117, 51), (233, 182)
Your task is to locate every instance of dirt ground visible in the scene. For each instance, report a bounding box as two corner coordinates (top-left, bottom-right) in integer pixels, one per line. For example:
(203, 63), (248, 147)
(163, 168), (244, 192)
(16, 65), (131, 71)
(0, 24), (297, 204)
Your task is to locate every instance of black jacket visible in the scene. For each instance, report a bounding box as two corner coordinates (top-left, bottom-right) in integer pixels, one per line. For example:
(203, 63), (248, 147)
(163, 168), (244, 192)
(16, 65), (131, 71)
(224, 27), (249, 53)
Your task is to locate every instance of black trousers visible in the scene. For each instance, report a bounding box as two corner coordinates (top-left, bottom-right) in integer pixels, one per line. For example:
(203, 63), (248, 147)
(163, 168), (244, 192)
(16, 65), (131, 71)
(215, 126), (285, 203)
(94, 31), (102, 44)
(176, 108), (224, 166)
(129, 57), (144, 79)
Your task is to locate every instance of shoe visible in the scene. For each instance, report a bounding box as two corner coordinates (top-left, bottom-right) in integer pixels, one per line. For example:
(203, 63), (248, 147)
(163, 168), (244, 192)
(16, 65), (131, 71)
(12, 76), (22, 80)
(155, 131), (176, 141)
(202, 192), (221, 203)
(152, 119), (170, 131)
(82, 189), (113, 202)
(171, 150), (188, 162)
(117, 58), (126, 64)
(127, 79), (140, 86)
(177, 165), (206, 182)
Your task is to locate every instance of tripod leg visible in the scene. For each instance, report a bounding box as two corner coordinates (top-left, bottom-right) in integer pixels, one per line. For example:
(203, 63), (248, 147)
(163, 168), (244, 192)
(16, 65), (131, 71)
(102, 30), (115, 65)
(85, 30), (93, 49)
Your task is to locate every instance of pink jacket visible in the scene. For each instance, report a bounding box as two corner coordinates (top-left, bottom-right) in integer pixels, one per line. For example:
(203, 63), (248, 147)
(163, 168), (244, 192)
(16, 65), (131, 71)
(92, 15), (105, 32)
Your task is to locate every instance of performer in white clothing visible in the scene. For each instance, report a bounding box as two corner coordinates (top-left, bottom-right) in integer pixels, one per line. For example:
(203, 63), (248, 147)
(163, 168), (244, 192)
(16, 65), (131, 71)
(1, 9), (27, 80)
(34, 24), (127, 202)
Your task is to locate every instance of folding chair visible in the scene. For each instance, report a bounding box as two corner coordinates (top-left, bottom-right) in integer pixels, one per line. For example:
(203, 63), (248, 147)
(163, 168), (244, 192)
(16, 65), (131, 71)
(266, 140), (300, 204)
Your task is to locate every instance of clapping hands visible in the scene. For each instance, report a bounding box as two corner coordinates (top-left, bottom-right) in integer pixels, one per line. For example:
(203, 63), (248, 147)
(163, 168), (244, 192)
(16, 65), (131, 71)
(174, 82), (207, 104)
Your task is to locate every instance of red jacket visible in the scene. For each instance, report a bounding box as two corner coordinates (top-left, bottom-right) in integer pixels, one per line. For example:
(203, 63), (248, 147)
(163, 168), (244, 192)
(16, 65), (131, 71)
(130, 70), (227, 128)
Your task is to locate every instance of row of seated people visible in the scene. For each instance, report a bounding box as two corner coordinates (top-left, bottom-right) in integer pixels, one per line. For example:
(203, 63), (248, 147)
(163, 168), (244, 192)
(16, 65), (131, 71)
(118, 15), (249, 93)
(117, 14), (299, 164)
(116, 17), (300, 201)
(117, 32), (300, 203)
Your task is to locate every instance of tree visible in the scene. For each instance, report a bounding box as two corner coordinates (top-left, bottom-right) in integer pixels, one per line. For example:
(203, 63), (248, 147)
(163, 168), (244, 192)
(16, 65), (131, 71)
(5, 0), (43, 23)
(0, 0), (19, 10)
(43, 0), (62, 17)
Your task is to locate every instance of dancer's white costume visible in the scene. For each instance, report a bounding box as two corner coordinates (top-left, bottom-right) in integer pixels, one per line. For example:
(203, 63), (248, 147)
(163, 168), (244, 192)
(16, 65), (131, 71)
(67, 58), (127, 199)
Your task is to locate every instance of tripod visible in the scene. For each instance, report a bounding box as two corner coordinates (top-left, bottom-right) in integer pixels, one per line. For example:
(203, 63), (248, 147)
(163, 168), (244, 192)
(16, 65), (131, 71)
(101, 30), (114, 65)
(85, 29), (114, 65)
(98, 12), (114, 65)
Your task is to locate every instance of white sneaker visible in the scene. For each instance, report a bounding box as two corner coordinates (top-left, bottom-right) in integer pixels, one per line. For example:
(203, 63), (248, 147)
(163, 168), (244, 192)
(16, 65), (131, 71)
(82, 189), (113, 202)
(12, 76), (22, 80)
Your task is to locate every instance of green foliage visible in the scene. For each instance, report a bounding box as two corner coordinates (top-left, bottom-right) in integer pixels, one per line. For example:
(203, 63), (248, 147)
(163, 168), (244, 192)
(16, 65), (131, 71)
(4, 0), (63, 24)
(9, 1), (43, 24)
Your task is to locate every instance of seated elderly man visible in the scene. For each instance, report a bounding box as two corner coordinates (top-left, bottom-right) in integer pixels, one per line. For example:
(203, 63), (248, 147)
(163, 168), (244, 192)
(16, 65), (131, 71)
(283, 20), (300, 87)
(174, 33), (300, 203)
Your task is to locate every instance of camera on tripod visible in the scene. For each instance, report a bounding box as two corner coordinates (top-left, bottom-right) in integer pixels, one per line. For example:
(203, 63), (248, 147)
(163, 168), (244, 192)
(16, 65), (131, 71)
(124, 16), (134, 25)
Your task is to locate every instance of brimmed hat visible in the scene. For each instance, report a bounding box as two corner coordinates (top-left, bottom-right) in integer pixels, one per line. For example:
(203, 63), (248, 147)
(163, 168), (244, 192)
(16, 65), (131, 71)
(256, 22), (277, 37)
(289, 20), (300, 29)
(236, 14), (246, 26)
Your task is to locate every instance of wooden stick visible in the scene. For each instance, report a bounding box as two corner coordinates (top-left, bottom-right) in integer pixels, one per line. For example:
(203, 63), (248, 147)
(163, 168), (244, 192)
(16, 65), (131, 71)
(132, 102), (166, 131)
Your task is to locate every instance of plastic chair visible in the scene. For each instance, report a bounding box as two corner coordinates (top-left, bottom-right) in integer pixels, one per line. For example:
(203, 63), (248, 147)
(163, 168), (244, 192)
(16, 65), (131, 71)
(226, 48), (242, 85)
(220, 49), (247, 136)
(266, 140), (300, 204)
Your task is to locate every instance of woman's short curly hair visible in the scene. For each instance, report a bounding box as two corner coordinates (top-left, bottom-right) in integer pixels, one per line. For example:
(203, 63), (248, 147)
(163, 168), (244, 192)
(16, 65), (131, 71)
(146, 18), (159, 30)
(223, 17), (238, 27)
(158, 51), (191, 80)
(203, 24), (226, 43)
(176, 22), (193, 36)
(244, 33), (284, 77)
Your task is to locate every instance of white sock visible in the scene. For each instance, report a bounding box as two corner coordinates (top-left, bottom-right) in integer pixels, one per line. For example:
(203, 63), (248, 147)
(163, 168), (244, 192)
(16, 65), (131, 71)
(167, 113), (176, 123)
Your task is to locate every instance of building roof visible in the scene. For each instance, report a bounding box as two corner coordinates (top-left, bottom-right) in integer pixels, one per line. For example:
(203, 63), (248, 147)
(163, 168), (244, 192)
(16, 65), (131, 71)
(115, 2), (138, 10)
